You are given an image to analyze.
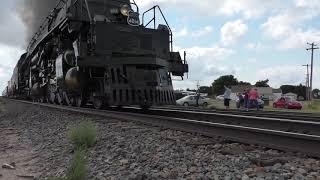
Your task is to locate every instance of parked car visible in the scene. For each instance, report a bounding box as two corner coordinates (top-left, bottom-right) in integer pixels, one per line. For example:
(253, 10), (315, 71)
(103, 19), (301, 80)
(273, 97), (302, 110)
(176, 95), (210, 107)
(216, 95), (224, 100)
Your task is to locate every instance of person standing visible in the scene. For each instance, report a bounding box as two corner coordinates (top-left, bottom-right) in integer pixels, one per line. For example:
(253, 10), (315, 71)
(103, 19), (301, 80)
(249, 88), (260, 111)
(223, 85), (231, 109)
(244, 89), (249, 111)
(236, 93), (244, 109)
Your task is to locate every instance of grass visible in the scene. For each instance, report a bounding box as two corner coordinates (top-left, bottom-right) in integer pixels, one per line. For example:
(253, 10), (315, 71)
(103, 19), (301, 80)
(66, 149), (87, 180)
(49, 121), (97, 180)
(47, 149), (87, 180)
(68, 121), (97, 149)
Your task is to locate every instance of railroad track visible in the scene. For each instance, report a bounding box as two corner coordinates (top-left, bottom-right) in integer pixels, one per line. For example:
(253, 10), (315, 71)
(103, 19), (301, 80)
(150, 106), (320, 122)
(8, 98), (320, 158)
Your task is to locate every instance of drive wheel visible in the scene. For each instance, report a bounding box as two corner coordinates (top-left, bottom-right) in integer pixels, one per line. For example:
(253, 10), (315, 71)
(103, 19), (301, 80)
(203, 102), (208, 107)
(75, 94), (87, 107)
(183, 102), (189, 106)
(55, 93), (63, 105)
(47, 85), (56, 104)
(63, 92), (72, 106)
(75, 97), (83, 107)
(93, 97), (103, 109)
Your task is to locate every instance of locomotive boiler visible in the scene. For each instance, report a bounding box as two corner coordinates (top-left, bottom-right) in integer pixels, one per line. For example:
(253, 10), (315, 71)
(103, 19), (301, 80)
(6, 0), (188, 108)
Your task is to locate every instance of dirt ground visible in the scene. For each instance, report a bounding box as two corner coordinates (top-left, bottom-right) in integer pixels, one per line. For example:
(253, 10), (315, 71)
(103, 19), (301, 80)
(0, 128), (40, 180)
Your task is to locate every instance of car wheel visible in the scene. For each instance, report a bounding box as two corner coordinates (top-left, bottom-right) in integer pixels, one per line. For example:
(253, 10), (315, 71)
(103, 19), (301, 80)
(203, 102), (208, 107)
(183, 102), (189, 106)
(285, 104), (289, 109)
(273, 104), (277, 108)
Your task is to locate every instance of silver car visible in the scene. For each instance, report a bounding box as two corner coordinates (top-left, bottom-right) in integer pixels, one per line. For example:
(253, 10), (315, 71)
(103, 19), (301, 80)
(176, 95), (210, 107)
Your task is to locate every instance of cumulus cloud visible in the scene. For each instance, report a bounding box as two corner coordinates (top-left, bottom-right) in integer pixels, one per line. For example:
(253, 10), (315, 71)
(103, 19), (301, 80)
(172, 27), (188, 38)
(191, 26), (214, 37)
(136, 0), (284, 19)
(261, 6), (320, 49)
(0, 43), (24, 91)
(246, 42), (267, 52)
(172, 45), (235, 89)
(220, 19), (248, 45)
(256, 65), (306, 88)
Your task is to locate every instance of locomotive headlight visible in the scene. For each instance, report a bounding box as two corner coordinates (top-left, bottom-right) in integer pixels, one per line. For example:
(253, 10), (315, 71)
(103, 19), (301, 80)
(120, 4), (131, 16)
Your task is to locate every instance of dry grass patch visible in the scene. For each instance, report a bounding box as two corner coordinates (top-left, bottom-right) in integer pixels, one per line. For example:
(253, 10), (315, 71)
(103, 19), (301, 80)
(68, 121), (97, 149)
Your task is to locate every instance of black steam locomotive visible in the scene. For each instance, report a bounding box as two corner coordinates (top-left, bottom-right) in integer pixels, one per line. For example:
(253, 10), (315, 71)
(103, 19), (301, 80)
(4, 0), (188, 108)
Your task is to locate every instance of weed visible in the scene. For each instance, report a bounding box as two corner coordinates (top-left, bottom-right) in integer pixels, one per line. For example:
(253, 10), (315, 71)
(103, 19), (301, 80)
(66, 149), (87, 180)
(68, 121), (97, 149)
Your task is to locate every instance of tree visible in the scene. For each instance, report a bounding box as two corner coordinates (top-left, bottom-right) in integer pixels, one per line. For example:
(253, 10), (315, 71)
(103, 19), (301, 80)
(313, 89), (320, 99)
(238, 81), (251, 85)
(211, 75), (238, 95)
(280, 84), (307, 99)
(255, 79), (270, 87)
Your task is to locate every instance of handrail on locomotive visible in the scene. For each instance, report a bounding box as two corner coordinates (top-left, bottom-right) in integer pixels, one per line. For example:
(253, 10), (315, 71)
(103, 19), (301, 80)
(142, 5), (173, 52)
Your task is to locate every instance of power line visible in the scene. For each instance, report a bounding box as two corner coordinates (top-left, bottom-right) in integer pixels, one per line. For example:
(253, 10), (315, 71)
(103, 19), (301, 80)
(306, 43), (319, 100)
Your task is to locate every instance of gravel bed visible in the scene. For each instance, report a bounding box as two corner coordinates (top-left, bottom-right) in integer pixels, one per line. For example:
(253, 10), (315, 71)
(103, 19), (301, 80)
(0, 98), (319, 180)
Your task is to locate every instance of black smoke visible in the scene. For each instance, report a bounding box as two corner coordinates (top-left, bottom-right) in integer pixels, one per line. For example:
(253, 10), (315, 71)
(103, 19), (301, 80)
(18, 0), (58, 42)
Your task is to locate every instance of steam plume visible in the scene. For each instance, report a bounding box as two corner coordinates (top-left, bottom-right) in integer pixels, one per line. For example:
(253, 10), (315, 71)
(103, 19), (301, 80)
(18, 0), (58, 42)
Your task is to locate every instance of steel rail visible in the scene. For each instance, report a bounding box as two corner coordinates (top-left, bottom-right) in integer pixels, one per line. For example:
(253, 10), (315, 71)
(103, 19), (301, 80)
(105, 106), (320, 136)
(150, 106), (320, 121)
(9, 99), (320, 158)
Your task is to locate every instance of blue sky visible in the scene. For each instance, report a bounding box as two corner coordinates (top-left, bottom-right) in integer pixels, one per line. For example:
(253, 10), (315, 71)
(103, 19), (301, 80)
(1, 0), (320, 91)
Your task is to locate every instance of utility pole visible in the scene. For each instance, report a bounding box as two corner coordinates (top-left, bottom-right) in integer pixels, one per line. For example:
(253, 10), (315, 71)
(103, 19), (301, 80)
(307, 43), (319, 100)
(302, 64), (310, 100)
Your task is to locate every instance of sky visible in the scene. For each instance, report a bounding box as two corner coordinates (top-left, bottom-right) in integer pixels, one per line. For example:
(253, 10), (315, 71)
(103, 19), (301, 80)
(1, 0), (320, 92)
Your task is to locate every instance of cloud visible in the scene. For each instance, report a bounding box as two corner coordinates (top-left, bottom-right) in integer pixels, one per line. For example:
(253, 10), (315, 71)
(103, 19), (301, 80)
(172, 27), (188, 38)
(256, 65), (306, 88)
(136, 0), (284, 19)
(191, 26), (214, 37)
(246, 42), (267, 52)
(246, 58), (258, 64)
(172, 45), (234, 89)
(279, 30), (320, 49)
(219, 0), (266, 19)
(221, 19), (248, 45)
(0, 1), (26, 48)
(261, 6), (320, 49)
(0, 44), (24, 91)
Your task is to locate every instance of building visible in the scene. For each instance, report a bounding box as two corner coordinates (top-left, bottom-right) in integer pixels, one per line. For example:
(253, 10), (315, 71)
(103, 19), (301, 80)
(284, 92), (298, 101)
(272, 89), (283, 100)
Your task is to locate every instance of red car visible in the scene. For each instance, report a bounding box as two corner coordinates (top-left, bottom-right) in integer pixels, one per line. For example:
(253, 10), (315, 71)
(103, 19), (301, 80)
(273, 97), (302, 110)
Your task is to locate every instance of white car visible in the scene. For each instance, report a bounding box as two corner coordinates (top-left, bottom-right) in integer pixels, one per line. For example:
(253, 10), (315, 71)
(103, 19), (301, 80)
(216, 95), (224, 100)
(176, 95), (210, 107)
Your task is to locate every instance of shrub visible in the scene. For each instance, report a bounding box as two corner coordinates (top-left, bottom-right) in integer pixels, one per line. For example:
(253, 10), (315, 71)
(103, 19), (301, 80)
(66, 149), (87, 180)
(68, 121), (97, 149)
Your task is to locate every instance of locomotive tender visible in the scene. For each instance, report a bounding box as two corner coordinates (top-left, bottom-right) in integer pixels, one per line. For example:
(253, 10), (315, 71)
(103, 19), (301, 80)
(5, 0), (188, 108)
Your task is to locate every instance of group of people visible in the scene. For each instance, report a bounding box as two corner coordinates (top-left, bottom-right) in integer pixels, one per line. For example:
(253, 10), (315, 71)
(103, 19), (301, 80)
(223, 85), (260, 111)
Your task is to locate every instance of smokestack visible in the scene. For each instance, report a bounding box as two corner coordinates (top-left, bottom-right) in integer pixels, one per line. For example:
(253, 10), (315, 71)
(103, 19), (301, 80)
(18, 0), (58, 43)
